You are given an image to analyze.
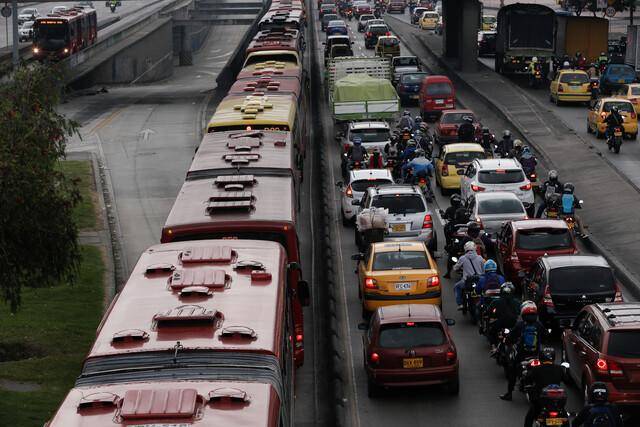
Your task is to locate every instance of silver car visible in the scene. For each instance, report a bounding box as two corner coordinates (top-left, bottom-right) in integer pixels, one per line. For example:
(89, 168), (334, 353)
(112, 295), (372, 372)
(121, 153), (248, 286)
(468, 191), (527, 240)
(353, 184), (436, 252)
(338, 169), (394, 225)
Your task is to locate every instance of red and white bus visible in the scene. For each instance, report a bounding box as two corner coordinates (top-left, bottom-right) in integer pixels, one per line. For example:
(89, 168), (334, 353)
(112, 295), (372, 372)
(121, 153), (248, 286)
(32, 7), (97, 60)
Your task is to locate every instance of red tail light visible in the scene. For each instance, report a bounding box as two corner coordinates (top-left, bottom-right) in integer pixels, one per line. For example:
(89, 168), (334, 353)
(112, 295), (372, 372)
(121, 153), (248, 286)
(345, 185), (353, 198)
(365, 277), (378, 289)
(543, 285), (554, 308)
(549, 411), (559, 417)
(614, 283), (623, 302)
(596, 358), (624, 377)
(427, 276), (440, 288)
(530, 359), (541, 367)
(520, 183), (532, 191)
(558, 85), (564, 93)
(370, 352), (380, 364)
(475, 217), (483, 229)
(446, 348), (456, 364)
(295, 334), (303, 348)
(366, 32), (372, 37)
(441, 163), (449, 176)
(343, 143), (350, 152)
(471, 184), (485, 192)
(386, 31), (391, 36)
(422, 214), (433, 229)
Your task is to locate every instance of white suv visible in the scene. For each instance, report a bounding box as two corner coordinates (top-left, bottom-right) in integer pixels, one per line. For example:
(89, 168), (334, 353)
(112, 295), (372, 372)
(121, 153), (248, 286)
(339, 169), (394, 225)
(460, 158), (534, 214)
(341, 121), (391, 154)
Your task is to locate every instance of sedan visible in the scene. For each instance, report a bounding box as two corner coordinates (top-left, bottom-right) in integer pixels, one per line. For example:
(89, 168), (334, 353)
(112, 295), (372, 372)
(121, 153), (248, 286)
(467, 192), (527, 240)
(434, 109), (482, 145)
(18, 21), (34, 42)
(365, 24), (390, 49)
(397, 72), (429, 104)
(549, 70), (591, 105)
(361, 304), (459, 397)
(321, 13), (339, 31)
(18, 8), (39, 24)
(326, 20), (348, 36)
(587, 97), (638, 139)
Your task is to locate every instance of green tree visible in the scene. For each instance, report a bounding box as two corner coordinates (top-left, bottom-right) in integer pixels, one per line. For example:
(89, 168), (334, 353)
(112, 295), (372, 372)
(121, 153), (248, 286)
(0, 64), (81, 311)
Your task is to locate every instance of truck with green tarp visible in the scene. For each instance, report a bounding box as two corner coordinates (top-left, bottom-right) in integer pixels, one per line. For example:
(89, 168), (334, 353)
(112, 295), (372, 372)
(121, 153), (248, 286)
(330, 73), (400, 122)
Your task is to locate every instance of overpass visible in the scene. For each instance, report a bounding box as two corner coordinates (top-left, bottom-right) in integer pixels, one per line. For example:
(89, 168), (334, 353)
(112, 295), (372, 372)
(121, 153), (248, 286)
(441, 0), (482, 72)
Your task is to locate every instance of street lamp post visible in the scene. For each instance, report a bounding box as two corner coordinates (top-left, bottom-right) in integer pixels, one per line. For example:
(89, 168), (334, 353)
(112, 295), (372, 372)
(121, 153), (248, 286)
(11, 0), (18, 66)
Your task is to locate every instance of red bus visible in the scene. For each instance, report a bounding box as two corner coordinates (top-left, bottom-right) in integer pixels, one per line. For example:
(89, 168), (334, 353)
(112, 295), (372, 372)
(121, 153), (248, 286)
(46, 240), (295, 426)
(161, 175), (309, 365)
(32, 7), (97, 60)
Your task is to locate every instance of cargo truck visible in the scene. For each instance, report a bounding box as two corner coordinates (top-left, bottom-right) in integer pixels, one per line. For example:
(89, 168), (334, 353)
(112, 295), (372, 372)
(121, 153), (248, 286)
(495, 3), (556, 75)
(555, 15), (608, 63)
(626, 25), (640, 73)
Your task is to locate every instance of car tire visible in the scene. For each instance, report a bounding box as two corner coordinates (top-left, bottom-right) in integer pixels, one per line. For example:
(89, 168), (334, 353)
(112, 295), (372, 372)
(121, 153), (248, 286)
(586, 122), (592, 134)
(367, 377), (383, 398)
(632, 132), (638, 140)
(342, 210), (351, 227)
(428, 233), (437, 255)
(443, 376), (460, 395)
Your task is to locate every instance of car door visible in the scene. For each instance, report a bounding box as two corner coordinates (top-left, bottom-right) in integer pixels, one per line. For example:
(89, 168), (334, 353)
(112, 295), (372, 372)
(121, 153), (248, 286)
(497, 223), (512, 275)
(564, 311), (589, 381)
(574, 313), (601, 388)
(460, 163), (475, 201)
(550, 74), (560, 98)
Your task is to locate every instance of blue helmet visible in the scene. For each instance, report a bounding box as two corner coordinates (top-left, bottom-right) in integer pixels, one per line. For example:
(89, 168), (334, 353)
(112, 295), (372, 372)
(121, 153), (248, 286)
(353, 137), (362, 146)
(484, 259), (497, 273)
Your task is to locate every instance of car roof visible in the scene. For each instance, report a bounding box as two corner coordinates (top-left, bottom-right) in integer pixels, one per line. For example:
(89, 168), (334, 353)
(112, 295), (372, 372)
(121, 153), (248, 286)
(349, 168), (393, 182)
(328, 20), (346, 26)
(369, 24), (389, 29)
(474, 158), (521, 170)
(511, 219), (569, 230)
(478, 30), (496, 35)
(372, 241), (427, 253)
(327, 34), (349, 40)
(368, 184), (420, 195)
(474, 191), (521, 201)
(558, 69), (588, 75)
(349, 121), (389, 129)
(442, 142), (485, 153)
(378, 36), (398, 40)
(424, 75), (452, 83)
(441, 109), (474, 116)
(600, 97), (633, 104)
(592, 303), (640, 330)
(377, 304), (443, 324)
(541, 254), (610, 270)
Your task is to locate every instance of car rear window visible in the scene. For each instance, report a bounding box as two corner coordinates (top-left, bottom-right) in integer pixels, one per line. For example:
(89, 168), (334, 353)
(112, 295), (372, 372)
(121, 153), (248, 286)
(603, 101), (634, 113)
(478, 169), (525, 184)
(548, 266), (615, 294)
(360, 14), (375, 21)
(371, 194), (425, 214)
(394, 57), (419, 67)
(607, 331), (640, 358)
(349, 128), (389, 143)
(444, 151), (485, 165)
(631, 87), (640, 96)
(440, 112), (475, 124)
(401, 73), (428, 84)
(516, 228), (572, 251)
(477, 198), (524, 215)
(379, 322), (446, 348)
(423, 12), (438, 18)
(370, 26), (389, 34)
(380, 38), (399, 47)
(425, 82), (452, 96)
(480, 33), (496, 42)
(559, 73), (589, 84)
(607, 65), (635, 80)
(372, 250), (430, 270)
(350, 178), (393, 192)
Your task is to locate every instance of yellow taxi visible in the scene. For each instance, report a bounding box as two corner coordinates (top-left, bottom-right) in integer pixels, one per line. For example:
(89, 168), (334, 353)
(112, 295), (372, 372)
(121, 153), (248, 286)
(353, 241), (441, 316)
(435, 143), (486, 194)
(482, 15), (497, 31)
(615, 83), (640, 112)
(587, 97), (638, 139)
(375, 35), (400, 58)
(419, 11), (439, 30)
(549, 69), (591, 105)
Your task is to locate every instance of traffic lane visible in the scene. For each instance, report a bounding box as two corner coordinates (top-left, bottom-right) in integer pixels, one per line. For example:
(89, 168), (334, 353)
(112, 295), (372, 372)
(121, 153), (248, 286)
(323, 14), (583, 427)
(0, 1), (151, 48)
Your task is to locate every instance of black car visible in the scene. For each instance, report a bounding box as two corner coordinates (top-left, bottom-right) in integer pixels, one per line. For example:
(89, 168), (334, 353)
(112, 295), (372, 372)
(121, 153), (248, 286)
(522, 255), (621, 329)
(477, 31), (496, 57)
(397, 72), (428, 105)
(365, 24), (389, 49)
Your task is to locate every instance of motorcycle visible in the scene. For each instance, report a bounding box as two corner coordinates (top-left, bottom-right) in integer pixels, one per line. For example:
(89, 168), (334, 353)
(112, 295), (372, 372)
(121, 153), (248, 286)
(346, 9), (353, 20)
(492, 328), (512, 371)
(532, 385), (570, 426)
(416, 175), (434, 202)
(478, 288), (501, 337)
(607, 125), (623, 154)
(589, 78), (600, 109)
(341, 152), (367, 179)
(110, 4), (116, 12)
(529, 63), (543, 89)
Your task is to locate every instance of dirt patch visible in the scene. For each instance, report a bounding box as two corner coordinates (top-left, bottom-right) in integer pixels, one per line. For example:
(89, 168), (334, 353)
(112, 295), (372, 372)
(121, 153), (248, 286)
(0, 341), (45, 363)
(0, 379), (41, 392)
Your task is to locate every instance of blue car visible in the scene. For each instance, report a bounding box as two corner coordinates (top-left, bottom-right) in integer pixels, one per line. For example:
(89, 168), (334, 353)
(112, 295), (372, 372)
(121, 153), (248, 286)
(397, 72), (429, 105)
(326, 20), (348, 36)
(600, 64), (637, 95)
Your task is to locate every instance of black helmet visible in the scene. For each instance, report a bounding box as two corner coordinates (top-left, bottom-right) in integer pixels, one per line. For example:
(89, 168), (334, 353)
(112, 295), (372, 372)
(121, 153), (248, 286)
(563, 182), (575, 194)
(611, 106), (619, 113)
(467, 221), (481, 238)
(589, 382), (609, 403)
(463, 115), (473, 123)
(450, 194), (461, 208)
(482, 126), (490, 134)
(540, 347), (556, 364)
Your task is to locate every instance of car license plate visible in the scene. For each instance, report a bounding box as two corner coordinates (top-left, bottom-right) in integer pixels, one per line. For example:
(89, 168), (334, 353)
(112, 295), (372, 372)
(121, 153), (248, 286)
(391, 223), (407, 232)
(411, 94), (419, 99)
(618, 79), (626, 83)
(395, 282), (412, 291)
(435, 99), (444, 104)
(545, 418), (566, 426)
(403, 357), (424, 368)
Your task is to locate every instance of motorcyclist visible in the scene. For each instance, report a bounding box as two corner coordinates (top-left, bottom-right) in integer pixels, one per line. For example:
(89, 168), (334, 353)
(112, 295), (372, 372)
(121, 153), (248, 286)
(598, 51), (609, 65)
(562, 60), (571, 70)
(476, 259), (505, 297)
(496, 130), (514, 158)
(587, 62), (599, 78)
(110, 0), (117, 11)
(398, 110), (415, 131)
(400, 139), (418, 161)
(519, 146), (537, 178)
(560, 182), (587, 238)
(574, 51), (587, 69)
(499, 301), (549, 401)
(487, 282), (520, 349)
(453, 241), (485, 311)
(384, 134), (401, 159)
(535, 170), (563, 218)
(513, 139), (524, 159)
(605, 105), (624, 141)
(413, 115), (423, 132)
(416, 122), (432, 156)
(523, 347), (567, 427)
(461, 221), (492, 259)
(480, 127), (495, 153)
(368, 147), (384, 169)
(443, 195), (471, 278)
(457, 115), (476, 142)
(528, 56), (541, 86)
(573, 382), (624, 427)
(347, 137), (367, 163)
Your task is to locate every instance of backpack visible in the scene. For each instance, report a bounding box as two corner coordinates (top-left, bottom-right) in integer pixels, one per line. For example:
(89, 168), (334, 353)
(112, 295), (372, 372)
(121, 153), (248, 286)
(584, 405), (617, 427)
(561, 194), (574, 215)
(521, 323), (539, 354)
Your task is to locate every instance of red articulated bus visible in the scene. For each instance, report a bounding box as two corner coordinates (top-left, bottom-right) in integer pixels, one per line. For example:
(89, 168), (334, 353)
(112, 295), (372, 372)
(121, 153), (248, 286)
(32, 7), (97, 60)
(247, 28), (305, 57)
(46, 240), (295, 426)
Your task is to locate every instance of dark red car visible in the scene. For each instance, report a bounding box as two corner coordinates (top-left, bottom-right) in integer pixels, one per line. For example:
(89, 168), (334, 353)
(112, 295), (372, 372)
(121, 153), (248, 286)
(562, 303), (640, 408)
(434, 109), (482, 145)
(387, 0), (406, 13)
(354, 2), (372, 17)
(497, 219), (578, 286)
(361, 304), (459, 397)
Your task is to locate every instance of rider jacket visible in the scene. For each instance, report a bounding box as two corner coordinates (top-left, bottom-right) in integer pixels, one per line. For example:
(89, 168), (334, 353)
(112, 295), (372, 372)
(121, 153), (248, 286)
(457, 122), (475, 142)
(540, 179), (563, 198)
(348, 145), (366, 162)
(476, 272), (505, 295)
(519, 153), (537, 174)
(489, 296), (520, 329)
(606, 111), (623, 129)
(496, 136), (514, 157)
(398, 116), (415, 131)
(506, 319), (548, 358)
(368, 154), (384, 169)
(573, 403), (624, 427)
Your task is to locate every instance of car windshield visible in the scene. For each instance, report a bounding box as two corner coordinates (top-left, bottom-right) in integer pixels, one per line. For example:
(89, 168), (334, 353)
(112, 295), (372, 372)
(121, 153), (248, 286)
(483, 16), (496, 24)
(444, 150), (485, 165)
(23, 21), (34, 29)
(423, 12), (438, 18)
(560, 73), (589, 84)
(631, 87), (640, 96)
(607, 331), (640, 358)
(350, 128), (389, 143)
(477, 198), (524, 215)
(414, 8), (427, 15)
(440, 112), (475, 124)
(323, 14), (338, 22)
(603, 101), (634, 113)
(425, 82), (452, 96)
(478, 169), (525, 184)
(607, 65), (635, 80)
(516, 228), (572, 251)
(548, 266), (615, 294)
(371, 194), (425, 214)
(394, 57), (418, 67)
(372, 250), (430, 270)
(22, 8), (37, 14)
(379, 322), (446, 348)
(401, 73), (428, 84)
(350, 178), (392, 192)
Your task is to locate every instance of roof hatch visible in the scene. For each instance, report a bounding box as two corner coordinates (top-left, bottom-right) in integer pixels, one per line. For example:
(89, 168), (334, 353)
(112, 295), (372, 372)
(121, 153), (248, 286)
(112, 329), (149, 344)
(153, 305), (222, 327)
(208, 387), (250, 404)
(220, 325), (258, 340)
(223, 153), (261, 165)
(214, 174), (257, 187)
(170, 269), (230, 290)
(180, 246), (235, 263)
(77, 392), (120, 410)
(120, 389), (200, 420)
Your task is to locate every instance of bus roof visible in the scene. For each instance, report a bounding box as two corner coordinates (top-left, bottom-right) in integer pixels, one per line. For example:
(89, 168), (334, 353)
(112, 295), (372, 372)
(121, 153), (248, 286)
(87, 239), (287, 359)
(36, 8), (95, 23)
(244, 50), (300, 67)
(162, 175), (295, 241)
(228, 76), (301, 99)
(207, 93), (297, 132)
(47, 380), (280, 427)
(187, 130), (295, 180)
(248, 29), (302, 53)
(259, 9), (304, 30)
(237, 60), (302, 80)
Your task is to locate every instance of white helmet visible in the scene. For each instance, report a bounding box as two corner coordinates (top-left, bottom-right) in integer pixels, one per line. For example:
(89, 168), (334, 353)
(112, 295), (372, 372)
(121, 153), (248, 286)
(464, 241), (476, 253)
(532, 56), (538, 63)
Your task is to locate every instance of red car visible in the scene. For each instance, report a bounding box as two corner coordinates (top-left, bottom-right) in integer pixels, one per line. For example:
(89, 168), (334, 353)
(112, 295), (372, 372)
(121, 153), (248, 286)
(361, 304), (459, 397)
(496, 219), (578, 286)
(354, 3), (372, 17)
(387, 0), (406, 13)
(434, 109), (482, 145)
(419, 75), (455, 120)
(562, 303), (640, 408)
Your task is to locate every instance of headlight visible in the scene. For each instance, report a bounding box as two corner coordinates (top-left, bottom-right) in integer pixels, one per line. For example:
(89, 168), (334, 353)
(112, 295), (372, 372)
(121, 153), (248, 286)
(63, 48), (69, 53)
(33, 47), (39, 54)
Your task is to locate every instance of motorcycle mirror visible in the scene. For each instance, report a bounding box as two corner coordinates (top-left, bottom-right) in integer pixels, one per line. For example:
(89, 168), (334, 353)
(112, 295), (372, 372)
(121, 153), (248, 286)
(446, 318), (456, 326)
(579, 199), (584, 205)
(451, 256), (458, 263)
(503, 328), (510, 334)
(561, 362), (570, 369)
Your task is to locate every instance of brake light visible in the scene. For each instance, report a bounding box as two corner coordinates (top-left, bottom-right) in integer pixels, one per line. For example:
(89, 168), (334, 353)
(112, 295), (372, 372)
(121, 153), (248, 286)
(386, 31), (391, 36)
(419, 177), (427, 185)
(631, 112), (637, 120)
(406, 322), (415, 326)
(427, 276), (440, 288)
(366, 32), (372, 37)
(441, 163), (448, 176)
(549, 411), (559, 417)
(543, 285), (554, 308)
(614, 283), (623, 302)
(295, 334), (303, 348)
(370, 352), (380, 364)
(446, 348), (456, 364)
(530, 359), (541, 367)
(343, 143), (350, 152)
(471, 184), (485, 192)
(422, 214), (433, 229)
(345, 185), (353, 198)
(596, 358), (608, 373)
(365, 277), (378, 289)
(520, 183), (532, 191)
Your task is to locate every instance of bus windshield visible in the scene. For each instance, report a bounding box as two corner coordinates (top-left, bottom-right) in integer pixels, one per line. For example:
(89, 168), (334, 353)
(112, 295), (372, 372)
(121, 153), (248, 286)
(35, 22), (67, 42)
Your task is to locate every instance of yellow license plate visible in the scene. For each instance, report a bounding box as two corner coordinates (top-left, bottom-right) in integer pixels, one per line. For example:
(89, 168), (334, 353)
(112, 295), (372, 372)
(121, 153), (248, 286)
(403, 357), (424, 368)
(391, 223), (406, 232)
(545, 418), (566, 426)
(615, 131), (623, 136)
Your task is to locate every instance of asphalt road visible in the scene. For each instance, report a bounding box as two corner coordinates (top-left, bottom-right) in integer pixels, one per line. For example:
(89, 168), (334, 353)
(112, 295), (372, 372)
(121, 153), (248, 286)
(0, 1), (152, 49)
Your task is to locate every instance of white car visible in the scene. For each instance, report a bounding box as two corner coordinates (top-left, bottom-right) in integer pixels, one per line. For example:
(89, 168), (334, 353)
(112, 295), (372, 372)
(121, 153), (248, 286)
(18, 8), (39, 24)
(341, 121), (391, 154)
(18, 21), (34, 42)
(467, 191), (528, 239)
(51, 6), (69, 14)
(339, 169), (394, 224)
(460, 158), (535, 214)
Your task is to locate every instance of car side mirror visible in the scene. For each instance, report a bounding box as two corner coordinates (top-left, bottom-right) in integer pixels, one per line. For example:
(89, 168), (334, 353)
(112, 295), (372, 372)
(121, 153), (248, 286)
(297, 280), (310, 307)
(357, 322), (368, 330)
(351, 253), (364, 261)
(351, 199), (360, 206)
(446, 318), (456, 326)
